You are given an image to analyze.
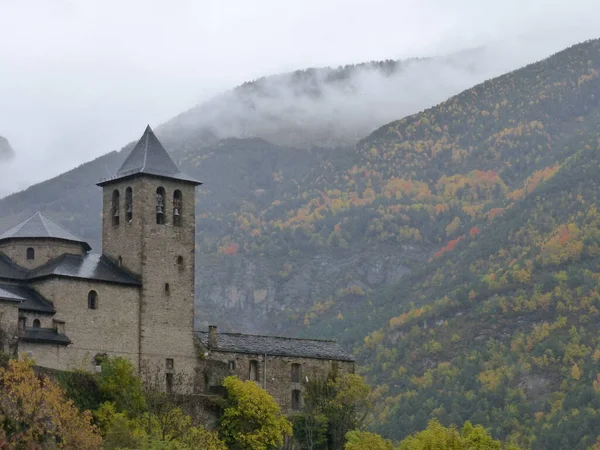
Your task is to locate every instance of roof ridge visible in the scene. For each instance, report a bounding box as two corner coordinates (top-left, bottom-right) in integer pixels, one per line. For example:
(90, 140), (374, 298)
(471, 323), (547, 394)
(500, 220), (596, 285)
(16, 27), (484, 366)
(37, 212), (52, 236)
(196, 330), (338, 344)
(141, 125), (149, 172)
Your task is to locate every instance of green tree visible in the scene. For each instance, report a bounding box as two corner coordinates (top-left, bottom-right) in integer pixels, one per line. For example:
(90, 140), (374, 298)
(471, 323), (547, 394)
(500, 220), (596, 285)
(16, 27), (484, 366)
(98, 356), (146, 416)
(397, 420), (521, 450)
(220, 376), (292, 450)
(344, 430), (393, 450)
(294, 373), (373, 450)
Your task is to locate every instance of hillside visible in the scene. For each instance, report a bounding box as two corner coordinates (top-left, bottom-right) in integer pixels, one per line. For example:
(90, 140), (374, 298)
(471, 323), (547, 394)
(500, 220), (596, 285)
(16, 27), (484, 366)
(285, 38), (600, 448)
(0, 136), (13, 160)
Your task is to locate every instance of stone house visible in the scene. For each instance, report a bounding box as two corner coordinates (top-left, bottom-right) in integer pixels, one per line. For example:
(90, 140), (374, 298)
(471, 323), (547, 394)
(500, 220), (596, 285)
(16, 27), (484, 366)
(0, 126), (354, 408)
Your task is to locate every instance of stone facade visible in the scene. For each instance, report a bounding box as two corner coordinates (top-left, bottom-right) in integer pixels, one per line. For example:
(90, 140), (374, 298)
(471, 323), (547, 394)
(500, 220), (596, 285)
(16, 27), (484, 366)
(199, 349), (355, 414)
(29, 277), (140, 371)
(0, 239), (85, 269)
(101, 175), (198, 387)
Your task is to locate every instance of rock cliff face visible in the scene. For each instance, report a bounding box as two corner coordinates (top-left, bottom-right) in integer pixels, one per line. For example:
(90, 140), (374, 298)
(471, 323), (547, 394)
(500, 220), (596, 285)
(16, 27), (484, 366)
(196, 243), (427, 337)
(0, 136), (14, 160)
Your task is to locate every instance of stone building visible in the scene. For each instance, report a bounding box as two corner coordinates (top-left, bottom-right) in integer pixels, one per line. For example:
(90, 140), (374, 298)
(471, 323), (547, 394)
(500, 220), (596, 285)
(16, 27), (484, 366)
(0, 126), (354, 407)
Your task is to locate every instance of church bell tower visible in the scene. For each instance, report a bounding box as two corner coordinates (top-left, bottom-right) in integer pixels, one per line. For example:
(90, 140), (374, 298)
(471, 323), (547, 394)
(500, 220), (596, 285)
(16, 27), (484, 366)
(97, 126), (201, 385)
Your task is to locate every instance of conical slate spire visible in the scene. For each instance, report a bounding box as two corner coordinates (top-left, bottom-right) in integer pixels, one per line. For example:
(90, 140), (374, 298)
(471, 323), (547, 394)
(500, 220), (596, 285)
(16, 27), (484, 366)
(97, 126), (201, 186)
(0, 212), (91, 251)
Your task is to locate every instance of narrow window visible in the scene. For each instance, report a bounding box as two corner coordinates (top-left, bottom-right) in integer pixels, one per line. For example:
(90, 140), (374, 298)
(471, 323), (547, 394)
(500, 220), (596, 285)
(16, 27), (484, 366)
(112, 189), (120, 226)
(166, 358), (174, 371)
(18, 317), (26, 331)
(228, 360), (236, 371)
(165, 283), (170, 294)
(32, 319), (41, 328)
(291, 363), (301, 383)
(166, 373), (174, 393)
(117, 256), (122, 267)
(173, 190), (182, 226)
(26, 247), (35, 260)
(249, 360), (259, 382)
(177, 255), (184, 269)
(292, 390), (301, 410)
(204, 373), (210, 392)
(88, 290), (98, 310)
(125, 187), (133, 222)
(156, 187), (166, 225)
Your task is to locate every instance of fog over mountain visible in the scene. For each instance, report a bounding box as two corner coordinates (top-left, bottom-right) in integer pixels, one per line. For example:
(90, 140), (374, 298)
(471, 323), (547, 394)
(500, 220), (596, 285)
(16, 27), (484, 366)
(161, 39), (574, 149)
(1, 0), (598, 198)
(0, 136), (14, 161)
(2, 36), (597, 198)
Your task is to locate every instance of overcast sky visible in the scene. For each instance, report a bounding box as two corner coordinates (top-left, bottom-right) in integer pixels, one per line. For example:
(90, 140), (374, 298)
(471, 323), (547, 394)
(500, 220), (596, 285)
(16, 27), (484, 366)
(0, 0), (598, 196)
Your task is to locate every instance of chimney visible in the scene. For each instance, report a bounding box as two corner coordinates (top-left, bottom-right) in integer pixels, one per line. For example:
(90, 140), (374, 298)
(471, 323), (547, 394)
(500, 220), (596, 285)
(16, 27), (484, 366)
(53, 319), (65, 335)
(208, 325), (218, 349)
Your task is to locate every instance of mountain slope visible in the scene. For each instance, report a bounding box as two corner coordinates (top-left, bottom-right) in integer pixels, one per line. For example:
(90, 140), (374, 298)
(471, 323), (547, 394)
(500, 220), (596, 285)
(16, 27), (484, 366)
(282, 39), (600, 448)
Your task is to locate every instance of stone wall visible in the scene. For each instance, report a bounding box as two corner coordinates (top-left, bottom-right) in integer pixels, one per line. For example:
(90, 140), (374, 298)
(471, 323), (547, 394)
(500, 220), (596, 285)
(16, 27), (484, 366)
(0, 240), (85, 269)
(0, 302), (19, 353)
(198, 350), (355, 414)
(102, 176), (198, 387)
(30, 277), (140, 371)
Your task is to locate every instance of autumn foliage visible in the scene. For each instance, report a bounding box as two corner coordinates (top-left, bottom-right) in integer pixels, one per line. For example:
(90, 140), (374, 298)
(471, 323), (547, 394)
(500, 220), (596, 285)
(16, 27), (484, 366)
(0, 358), (102, 449)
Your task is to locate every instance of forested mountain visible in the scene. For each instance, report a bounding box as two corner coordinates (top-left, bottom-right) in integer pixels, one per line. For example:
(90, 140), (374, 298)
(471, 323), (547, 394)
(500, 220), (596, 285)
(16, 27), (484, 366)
(1, 37), (600, 447)
(287, 38), (600, 448)
(0, 136), (13, 160)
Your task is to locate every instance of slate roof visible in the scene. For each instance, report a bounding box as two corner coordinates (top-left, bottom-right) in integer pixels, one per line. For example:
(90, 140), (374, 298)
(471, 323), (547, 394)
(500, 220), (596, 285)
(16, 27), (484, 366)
(30, 254), (141, 286)
(0, 253), (140, 286)
(0, 253), (27, 280)
(0, 212), (91, 251)
(196, 331), (354, 362)
(97, 125), (201, 186)
(0, 284), (55, 313)
(21, 327), (71, 346)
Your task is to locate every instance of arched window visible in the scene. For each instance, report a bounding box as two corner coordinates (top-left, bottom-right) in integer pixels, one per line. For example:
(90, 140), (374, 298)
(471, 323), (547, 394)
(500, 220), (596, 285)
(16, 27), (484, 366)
(88, 290), (98, 310)
(165, 283), (170, 294)
(125, 187), (133, 222)
(173, 190), (182, 226)
(156, 187), (166, 225)
(32, 319), (41, 328)
(112, 189), (120, 226)
(26, 247), (35, 260)
(177, 256), (184, 270)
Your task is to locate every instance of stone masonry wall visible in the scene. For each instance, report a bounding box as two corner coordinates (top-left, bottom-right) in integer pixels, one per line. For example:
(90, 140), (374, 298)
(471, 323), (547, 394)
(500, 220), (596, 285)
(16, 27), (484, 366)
(102, 176), (198, 386)
(198, 350), (355, 414)
(0, 241), (85, 269)
(101, 179), (144, 275)
(30, 277), (140, 371)
(0, 302), (19, 353)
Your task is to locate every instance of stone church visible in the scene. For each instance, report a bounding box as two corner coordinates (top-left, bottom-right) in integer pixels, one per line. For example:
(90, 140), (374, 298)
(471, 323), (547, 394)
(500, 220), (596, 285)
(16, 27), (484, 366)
(0, 126), (353, 412)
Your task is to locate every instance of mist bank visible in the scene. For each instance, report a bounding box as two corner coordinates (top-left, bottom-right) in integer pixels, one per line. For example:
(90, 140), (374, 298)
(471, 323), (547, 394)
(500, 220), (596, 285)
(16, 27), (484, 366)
(0, 136), (13, 160)
(2, 36), (597, 199)
(160, 38), (585, 149)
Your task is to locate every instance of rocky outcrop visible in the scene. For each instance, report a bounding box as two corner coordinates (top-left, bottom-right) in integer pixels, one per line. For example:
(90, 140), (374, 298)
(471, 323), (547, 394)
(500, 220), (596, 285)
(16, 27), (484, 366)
(195, 244), (425, 336)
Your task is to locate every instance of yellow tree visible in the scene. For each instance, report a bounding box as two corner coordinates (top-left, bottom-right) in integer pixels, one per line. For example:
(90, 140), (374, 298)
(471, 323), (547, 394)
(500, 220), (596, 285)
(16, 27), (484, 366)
(220, 376), (292, 450)
(345, 430), (393, 450)
(0, 358), (102, 449)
